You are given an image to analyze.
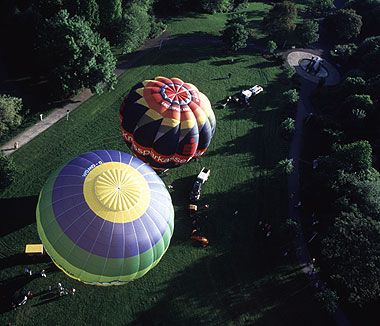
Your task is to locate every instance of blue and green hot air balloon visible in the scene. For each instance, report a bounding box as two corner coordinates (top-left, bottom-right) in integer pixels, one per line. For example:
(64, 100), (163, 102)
(36, 150), (174, 285)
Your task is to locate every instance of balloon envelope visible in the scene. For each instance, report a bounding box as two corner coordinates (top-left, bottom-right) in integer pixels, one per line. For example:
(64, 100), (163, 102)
(36, 150), (174, 285)
(120, 76), (216, 169)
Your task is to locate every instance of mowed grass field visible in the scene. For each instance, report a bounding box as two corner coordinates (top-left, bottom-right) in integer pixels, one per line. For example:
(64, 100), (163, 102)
(166, 1), (311, 44)
(166, 2), (272, 42)
(0, 41), (333, 325)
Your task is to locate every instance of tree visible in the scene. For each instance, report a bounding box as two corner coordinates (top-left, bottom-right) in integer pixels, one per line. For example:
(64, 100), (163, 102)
(283, 89), (299, 105)
(97, 0), (122, 43)
(262, 1), (297, 41)
(314, 289), (339, 313)
(279, 218), (298, 241)
(308, 0), (335, 15)
(266, 40), (277, 54)
(323, 9), (363, 44)
(275, 159), (294, 175)
(357, 36), (380, 76)
(333, 140), (373, 173)
(0, 151), (16, 190)
(39, 10), (117, 98)
(295, 20), (319, 46)
(280, 117), (295, 135)
(340, 77), (366, 95)
(346, 0), (380, 39)
(0, 95), (23, 135)
(63, 0), (100, 29)
(117, 3), (151, 53)
(330, 43), (357, 66)
(200, 0), (231, 14)
(343, 94), (373, 114)
(221, 23), (249, 51)
(226, 13), (248, 27)
(332, 171), (380, 220)
(284, 65), (296, 79)
(321, 211), (380, 305)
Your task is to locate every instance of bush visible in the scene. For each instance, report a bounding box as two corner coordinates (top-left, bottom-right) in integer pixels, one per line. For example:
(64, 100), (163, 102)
(276, 159), (294, 175)
(234, 0), (248, 12)
(0, 151), (17, 191)
(295, 20), (319, 46)
(330, 43), (357, 66)
(266, 40), (277, 54)
(280, 117), (295, 135)
(149, 20), (167, 39)
(221, 22), (249, 51)
(0, 94), (23, 135)
(315, 288), (339, 313)
(200, 0), (231, 13)
(284, 65), (296, 79)
(280, 218), (298, 240)
(118, 4), (151, 53)
(283, 89), (299, 105)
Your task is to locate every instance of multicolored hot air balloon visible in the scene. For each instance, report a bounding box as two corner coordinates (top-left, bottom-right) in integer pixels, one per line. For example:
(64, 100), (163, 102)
(36, 150), (174, 285)
(119, 76), (216, 169)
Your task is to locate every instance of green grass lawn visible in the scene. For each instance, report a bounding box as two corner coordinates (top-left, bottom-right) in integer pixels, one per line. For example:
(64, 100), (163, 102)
(166, 1), (311, 45)
(0, 42), (334, 325)
(166, 2), (272, 41)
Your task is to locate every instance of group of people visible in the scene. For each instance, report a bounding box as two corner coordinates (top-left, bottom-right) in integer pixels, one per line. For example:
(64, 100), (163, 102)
(220, 93), (249, 109)
(57, 282), (76, 296)
(189, 204), (209, 247)
(13, 267), (76, 309)
(258, 220), (272, 238)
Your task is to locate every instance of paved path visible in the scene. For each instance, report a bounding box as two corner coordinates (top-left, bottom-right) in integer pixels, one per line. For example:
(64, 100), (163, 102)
(287, 48), (350, 325)
(0, 30), (172, 155)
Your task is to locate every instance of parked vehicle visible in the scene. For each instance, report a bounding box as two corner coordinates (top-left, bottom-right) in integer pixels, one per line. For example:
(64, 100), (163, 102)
(190, 180), (202, 201)
(189, 168), (210, 201)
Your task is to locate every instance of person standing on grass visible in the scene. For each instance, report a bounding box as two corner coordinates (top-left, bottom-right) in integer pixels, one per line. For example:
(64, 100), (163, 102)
(227, 72), (232, 79)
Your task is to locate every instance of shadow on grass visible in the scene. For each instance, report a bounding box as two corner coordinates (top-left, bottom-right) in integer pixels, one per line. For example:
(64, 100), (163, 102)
(210, 58), (245, 66)
(130, 43), (226, 69)
(249, 60), (278, 69)
(0, 254), (51, 272)
(0, 195), (39, 237)
(32, 293), (66, 307)
(133, 248), (334, 325)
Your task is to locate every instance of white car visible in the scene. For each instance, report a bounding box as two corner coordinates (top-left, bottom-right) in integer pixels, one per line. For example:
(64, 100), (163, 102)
(197, 167), (210, 184)
(241, 85), (263, 100)
(249, 85), (264, 95)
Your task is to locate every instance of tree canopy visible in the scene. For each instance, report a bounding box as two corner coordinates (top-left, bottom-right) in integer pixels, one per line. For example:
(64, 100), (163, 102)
(308, 0), (335, 15)
(295, 20), (319, 46)
(262, 1), (297, 41)
(221, 22), (249, 52)
(323, 9), (363, 44)
(39, 9), (117, 98)
(0, 95), (23, 135)
(322, 211), (380, 306)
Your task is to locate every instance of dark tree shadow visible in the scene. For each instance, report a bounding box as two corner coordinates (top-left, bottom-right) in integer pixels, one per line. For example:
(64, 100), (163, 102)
(0, 253), (50, 271)
(0, 195), (39, 236)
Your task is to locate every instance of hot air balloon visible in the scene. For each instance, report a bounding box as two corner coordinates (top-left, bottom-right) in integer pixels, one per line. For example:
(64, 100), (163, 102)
(36, 150), (174, 285)
(119, 76), (216, 169)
